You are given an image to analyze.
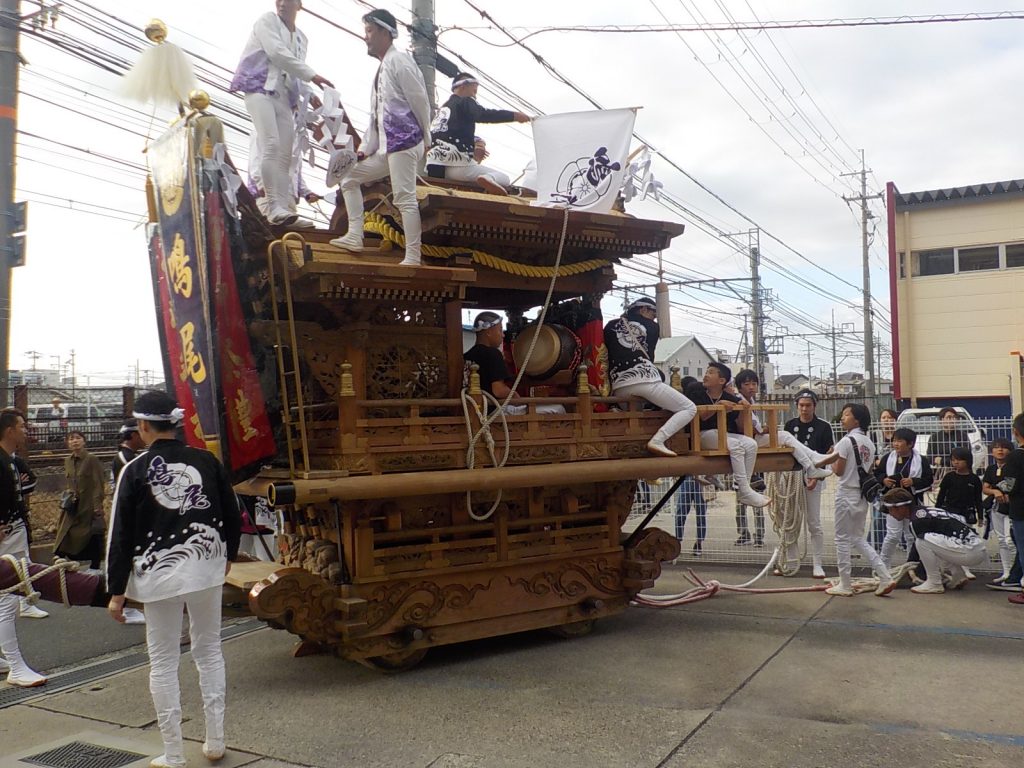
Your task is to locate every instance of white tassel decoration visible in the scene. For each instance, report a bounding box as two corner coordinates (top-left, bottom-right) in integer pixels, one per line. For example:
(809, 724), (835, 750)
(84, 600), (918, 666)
(118, 19), (198, 108)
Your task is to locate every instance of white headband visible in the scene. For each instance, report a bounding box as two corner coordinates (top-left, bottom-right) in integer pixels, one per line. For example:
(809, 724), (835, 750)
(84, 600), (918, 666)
(473, 315), (501, 332)
(367, 15), (398, 37)
(133, 407), (186, 425)
(881, 499), (913, 508)
(452, 77), (478, 90)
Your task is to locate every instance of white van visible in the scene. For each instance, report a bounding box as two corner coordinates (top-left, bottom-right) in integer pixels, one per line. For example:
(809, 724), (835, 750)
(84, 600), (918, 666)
(895, 407), (987, 474)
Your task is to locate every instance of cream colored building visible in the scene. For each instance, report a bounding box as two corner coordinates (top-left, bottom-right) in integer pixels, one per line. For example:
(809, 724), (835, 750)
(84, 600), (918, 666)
(888, 178), (1024, 417)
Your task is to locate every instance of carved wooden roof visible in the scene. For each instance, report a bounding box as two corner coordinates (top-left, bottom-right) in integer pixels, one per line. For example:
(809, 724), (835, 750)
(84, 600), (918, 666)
(417, 188), (685, 261)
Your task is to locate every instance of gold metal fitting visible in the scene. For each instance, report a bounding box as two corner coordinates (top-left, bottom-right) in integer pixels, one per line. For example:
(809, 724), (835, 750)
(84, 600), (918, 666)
(188, 90), (211, 112)
(144, 19), (168, 44)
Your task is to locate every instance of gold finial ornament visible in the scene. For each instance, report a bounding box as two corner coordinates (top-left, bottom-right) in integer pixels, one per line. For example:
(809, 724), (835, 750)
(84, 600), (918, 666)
(189, 90), (210, 111)
(144, 19), (168, 44)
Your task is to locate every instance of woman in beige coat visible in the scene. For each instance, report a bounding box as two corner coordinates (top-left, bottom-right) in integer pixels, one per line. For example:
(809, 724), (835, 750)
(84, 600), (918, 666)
(54, 430), (105, 570)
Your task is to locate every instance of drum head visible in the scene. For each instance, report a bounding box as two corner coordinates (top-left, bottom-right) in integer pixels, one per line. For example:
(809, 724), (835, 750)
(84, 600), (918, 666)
(513, 324), (559, 376)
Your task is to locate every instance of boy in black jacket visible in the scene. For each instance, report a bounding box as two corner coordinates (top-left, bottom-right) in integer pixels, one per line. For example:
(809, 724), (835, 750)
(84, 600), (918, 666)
(875, 427), (933, 567)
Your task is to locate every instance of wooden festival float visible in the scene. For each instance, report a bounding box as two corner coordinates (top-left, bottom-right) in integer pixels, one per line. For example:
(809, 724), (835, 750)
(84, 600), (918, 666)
(144, 94), (800, 671)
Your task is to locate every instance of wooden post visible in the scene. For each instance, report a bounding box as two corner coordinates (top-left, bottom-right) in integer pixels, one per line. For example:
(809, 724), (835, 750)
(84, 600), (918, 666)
(576, 363), (592, 433)
(339, 361), (356, 434)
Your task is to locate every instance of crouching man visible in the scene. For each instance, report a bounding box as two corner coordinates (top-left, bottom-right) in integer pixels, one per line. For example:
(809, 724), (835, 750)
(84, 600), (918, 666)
(881, 487), (987, 594)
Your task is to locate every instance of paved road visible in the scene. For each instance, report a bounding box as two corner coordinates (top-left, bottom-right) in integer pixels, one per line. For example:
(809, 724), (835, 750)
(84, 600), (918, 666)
(3, 563), (1023, 767)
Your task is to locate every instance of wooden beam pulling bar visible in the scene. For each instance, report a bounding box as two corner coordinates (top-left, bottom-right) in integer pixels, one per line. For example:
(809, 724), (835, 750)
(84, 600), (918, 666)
(270, 453), (800, 506)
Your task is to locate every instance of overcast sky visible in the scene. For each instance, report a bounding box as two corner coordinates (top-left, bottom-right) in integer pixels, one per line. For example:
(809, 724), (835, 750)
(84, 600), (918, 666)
(12, 0), (1024, 385)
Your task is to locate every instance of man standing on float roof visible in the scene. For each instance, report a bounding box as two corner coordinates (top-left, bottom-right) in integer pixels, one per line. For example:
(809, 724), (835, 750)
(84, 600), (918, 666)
(330, 8), (432, 267)
(230, 0), (334, 230)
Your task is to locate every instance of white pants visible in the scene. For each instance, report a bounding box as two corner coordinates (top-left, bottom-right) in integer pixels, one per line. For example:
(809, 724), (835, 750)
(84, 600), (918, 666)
(504, 403), (566, 416)
(755, 431), (823, 470)
(916, 538), (987, 589)
(443, 162), (511, 189)
(342, 145), (424, 261)
(244, 92), (297, 221)
(786, 477), (825, 565)
(700, 430), (758, 494)
(834, 488), (890, 589)
(990, 510), (1017, 577)
(880, 514), (913, 567)
(615, 381), (697, 445)
(0, 526), (31, 664)
(146, 586), (226, 765)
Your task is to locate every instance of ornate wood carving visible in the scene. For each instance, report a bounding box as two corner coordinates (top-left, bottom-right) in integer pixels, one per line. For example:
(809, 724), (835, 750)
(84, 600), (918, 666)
(622, 527), (680, 594)
(249, 568), (340, 646)
(508, 557), (623, 599)
(508, 444), (570, 464)
(364, 579), (492, 631)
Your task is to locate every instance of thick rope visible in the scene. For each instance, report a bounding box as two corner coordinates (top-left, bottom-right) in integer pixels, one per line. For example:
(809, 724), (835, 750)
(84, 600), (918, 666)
(0, 554), (78, 608)
(766, 471), (807, 575)
(363, 211), (610, 276)
(459, 206), (572, 521)
(631, 557), (830, 608)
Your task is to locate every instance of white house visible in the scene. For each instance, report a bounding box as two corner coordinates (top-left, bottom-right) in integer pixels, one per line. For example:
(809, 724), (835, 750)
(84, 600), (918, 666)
(654, 335), (719, 382)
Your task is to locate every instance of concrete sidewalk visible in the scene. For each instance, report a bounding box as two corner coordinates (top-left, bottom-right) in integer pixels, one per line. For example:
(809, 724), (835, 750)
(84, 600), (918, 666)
(2, 563), (1022, 767)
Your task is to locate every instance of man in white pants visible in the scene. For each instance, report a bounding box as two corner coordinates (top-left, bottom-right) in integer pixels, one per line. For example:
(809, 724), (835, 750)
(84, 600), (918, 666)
(330, 8), (432, 267)
(685, 363), (769, 508)
(604, 297), (697, 458)
(781, 389), (835, 578)
(426, 71), (529, 194)
(818, 403), (895, 597)
(881, 488), (987, 594)
(0, 409), (46, 687)
(106, 392), (242, 768)
(230, 0), (333, 229)
(734, 372), (832, 570)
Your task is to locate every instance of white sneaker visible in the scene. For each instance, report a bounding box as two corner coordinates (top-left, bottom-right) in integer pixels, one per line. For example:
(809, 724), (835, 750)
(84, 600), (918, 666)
(825, 584), (854, 596)
(804, 465), (832, 480)
(122, 608), (146, 625)
(202, 740), (226, 761)
(811, 563), (826, 579)
(963, 567), (976, 581)
(875, 578), (897, 597)
(269, 212), (316, 230)
(647, 438), (677, 457)
(149, 755), (186, 768)
(19, 602), (48, 619)
(7, 664), (47, 688)
(398, 257), (421, 267)
(736, 489), (771, 508)
(329, 233), (364, 252)
(911, 582), (945, 594)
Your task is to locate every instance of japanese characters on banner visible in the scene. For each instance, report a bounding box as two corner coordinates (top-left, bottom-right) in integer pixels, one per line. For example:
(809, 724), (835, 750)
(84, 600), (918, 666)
(530, 108), (637, 214)
(147, 124), (221, 457)
(204, 179), (276, 475)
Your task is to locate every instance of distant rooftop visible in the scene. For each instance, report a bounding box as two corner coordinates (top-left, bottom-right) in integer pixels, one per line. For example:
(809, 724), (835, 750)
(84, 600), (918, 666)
(893, 178), (1024, 212)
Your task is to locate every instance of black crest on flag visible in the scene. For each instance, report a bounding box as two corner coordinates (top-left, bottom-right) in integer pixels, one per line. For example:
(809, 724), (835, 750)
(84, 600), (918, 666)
(552, 146), (622, 207)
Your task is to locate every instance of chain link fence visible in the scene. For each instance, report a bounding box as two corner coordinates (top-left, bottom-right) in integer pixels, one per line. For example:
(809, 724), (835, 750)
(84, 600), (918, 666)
(626, 418), (1017, 574)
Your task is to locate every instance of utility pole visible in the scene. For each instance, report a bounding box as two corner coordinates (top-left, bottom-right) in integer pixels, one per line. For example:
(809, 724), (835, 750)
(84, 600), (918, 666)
(0, 0), (23, 398)
(843, 151), (883, 397)
(749, 229), (765, 395)
(410, 0), (437, 111)
(831, 310), (838, 395)
(24, 350), (40, 370)
(654, 250), (671, 336)
(806, 340), (812, 387)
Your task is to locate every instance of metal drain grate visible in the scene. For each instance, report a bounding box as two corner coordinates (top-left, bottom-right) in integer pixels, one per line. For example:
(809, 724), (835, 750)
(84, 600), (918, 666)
(19, 740), (145, 768)
(0, 617), (264, 710)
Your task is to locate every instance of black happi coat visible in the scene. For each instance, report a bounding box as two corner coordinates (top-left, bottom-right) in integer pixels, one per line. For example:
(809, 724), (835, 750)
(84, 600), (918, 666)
(106, 439), (241, 602)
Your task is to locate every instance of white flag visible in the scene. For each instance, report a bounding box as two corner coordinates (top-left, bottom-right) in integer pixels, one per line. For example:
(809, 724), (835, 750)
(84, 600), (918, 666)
(531, 108), (637, 214)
